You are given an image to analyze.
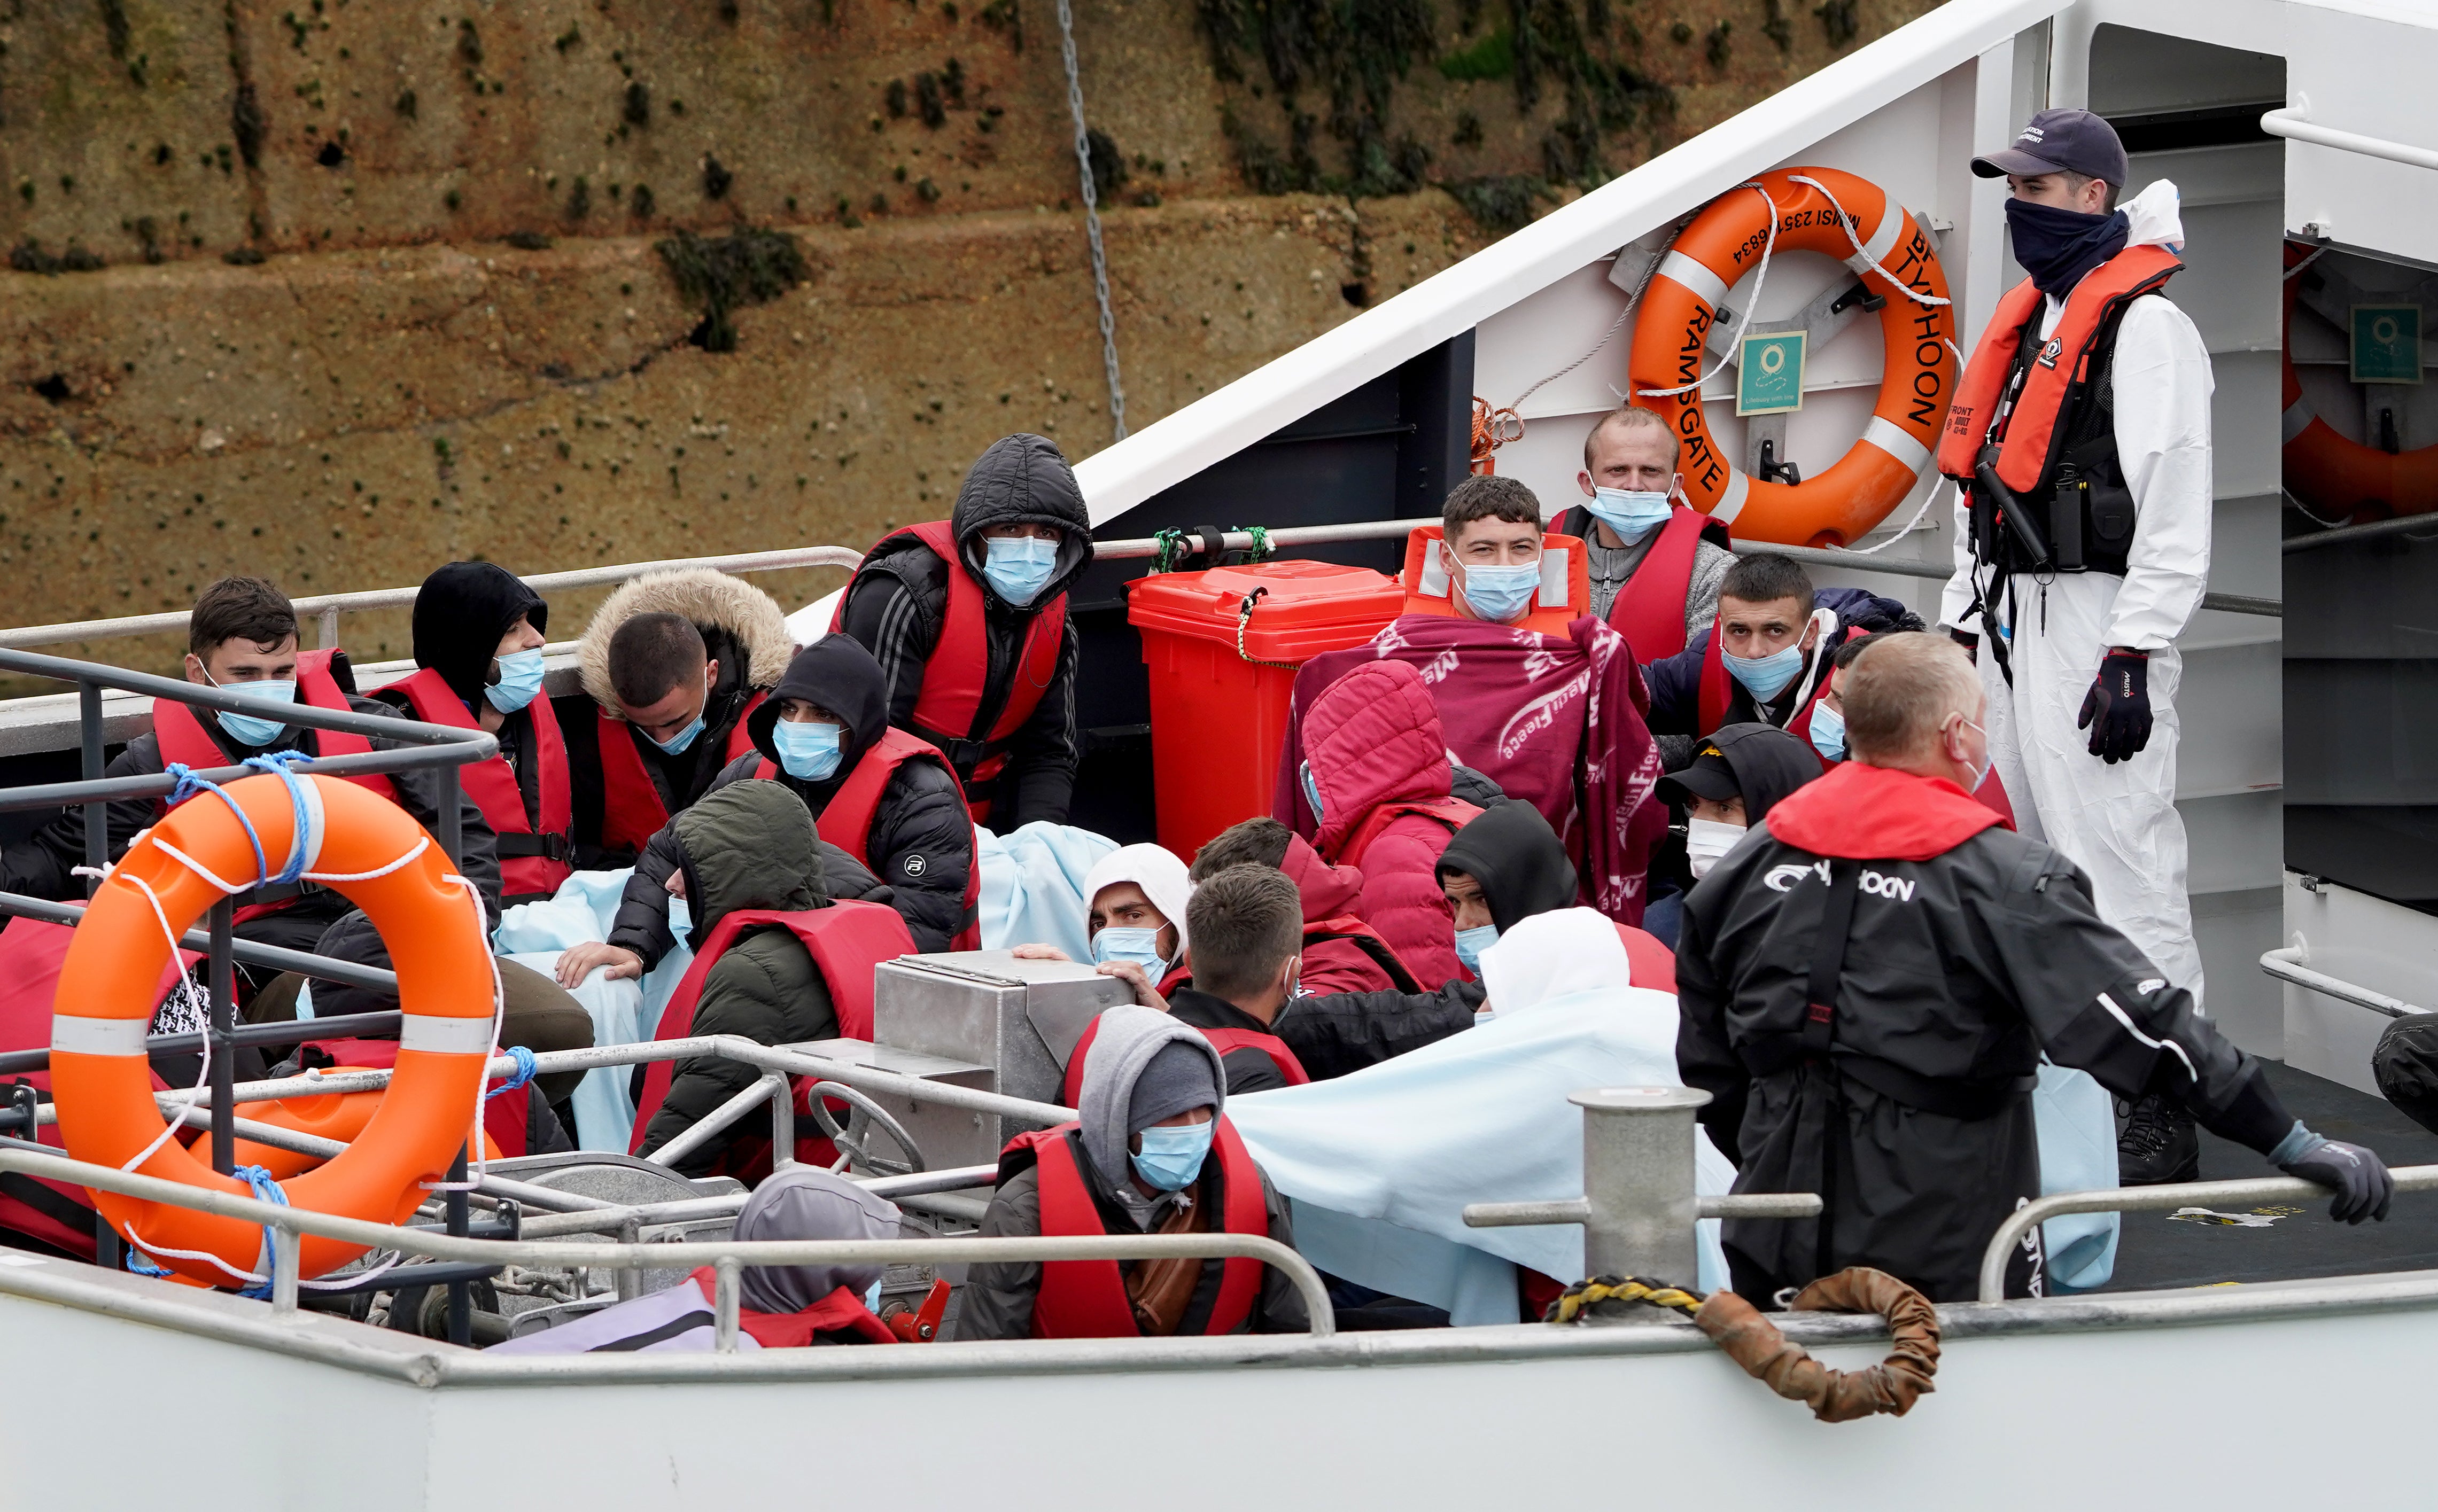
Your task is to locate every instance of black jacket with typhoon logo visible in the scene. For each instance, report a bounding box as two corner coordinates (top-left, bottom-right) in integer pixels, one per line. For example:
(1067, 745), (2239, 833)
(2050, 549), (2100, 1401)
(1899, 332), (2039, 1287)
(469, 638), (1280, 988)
(1676, 761), (2294, 1301)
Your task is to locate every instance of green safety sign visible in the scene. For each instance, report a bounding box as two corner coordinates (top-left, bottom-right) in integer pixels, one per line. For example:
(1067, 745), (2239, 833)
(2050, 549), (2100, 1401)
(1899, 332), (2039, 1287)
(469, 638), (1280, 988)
(1737, 330), (1807, 416)
(2351, 304), (2423, 385)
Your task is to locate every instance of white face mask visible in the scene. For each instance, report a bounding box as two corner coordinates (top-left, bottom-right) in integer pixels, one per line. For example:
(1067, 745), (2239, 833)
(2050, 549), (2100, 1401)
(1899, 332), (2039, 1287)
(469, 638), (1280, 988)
(1686, 816), (1747, 879)
(1953, 716), (1992, 792)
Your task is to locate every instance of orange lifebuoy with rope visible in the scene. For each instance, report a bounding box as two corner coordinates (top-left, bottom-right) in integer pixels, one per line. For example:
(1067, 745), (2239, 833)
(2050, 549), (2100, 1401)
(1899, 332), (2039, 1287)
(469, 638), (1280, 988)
(1626, 167), (1959, 547)
(2281, 240), (2438, 520)
(51, 767), (499, 1289)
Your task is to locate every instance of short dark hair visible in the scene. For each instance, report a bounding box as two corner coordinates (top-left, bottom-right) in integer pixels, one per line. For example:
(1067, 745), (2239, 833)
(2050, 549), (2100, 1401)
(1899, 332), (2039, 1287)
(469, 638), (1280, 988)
(1831, 631), (1879, 672)
(1184, 864), (1304, 1001)
(2061, 169), (2121, 212)
(189, 576), (297, 657)
(1190, 817), (1294, 880)
(1441, 474), (1541, 541)
(608, 611), (708, 707)
(1718, 552), (1813, 611)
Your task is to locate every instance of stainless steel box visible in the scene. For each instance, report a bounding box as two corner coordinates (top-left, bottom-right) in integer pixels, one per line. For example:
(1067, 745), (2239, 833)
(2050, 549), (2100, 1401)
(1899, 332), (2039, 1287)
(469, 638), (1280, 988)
(872, 950), (1130, 1142)
(784, 1037), (998, 1174)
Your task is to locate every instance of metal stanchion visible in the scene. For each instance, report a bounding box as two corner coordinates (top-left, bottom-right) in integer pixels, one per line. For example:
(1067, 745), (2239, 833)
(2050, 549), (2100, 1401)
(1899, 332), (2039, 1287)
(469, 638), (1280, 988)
(207, 899), (236, 1175)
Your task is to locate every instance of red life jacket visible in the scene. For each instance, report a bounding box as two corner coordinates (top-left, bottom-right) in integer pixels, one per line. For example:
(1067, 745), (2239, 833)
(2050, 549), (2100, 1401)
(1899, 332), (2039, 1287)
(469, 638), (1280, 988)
(594, 691), (767, 856)
(391, 667), (572, 901)
(295, 1035), (537, 1157)
(683, 1268), (898, 1346)
(1695, 633), (1834, 766)
(833, 520), (1066, 809)
(1301, 914), (1424, 994)
(1562, 504), (1728, 661)
(1336, 796), (1482, 874)
(1058, 1012), (1310, 1106)
(754, 726), (981, 950)
(626, 901), (915, 1171)
(153, 649), (400, 924)
(997, 1120), (1268, 1339)
(1936, 249), (2183, 498)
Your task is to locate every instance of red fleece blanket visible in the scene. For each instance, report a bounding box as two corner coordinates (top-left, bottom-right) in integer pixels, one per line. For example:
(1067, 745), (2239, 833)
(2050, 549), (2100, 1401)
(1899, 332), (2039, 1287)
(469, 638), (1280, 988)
(1272, 614), (1669, 924)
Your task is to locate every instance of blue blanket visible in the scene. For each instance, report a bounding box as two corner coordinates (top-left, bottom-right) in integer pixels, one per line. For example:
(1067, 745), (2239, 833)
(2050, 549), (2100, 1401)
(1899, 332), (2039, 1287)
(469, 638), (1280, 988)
(976, 822), (1117, 960)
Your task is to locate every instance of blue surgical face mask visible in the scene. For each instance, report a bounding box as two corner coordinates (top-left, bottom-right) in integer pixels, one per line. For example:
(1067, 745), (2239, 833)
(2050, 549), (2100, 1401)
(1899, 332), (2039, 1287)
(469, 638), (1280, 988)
(1808, 699), (1847, 762)
(208, 674), (297, 749)
(1299, 761), (1323, 822)
(1091, 925), (1170, 977)
(1723, 642), (1806, 703)
(1131, 1118), (1216, 1192)
(773, 718), (844, 782)
(1586, 486), (1674, 544)
(1459, 560), (1541, 625)
(649, 712), (706, 754)
(1454, 924), (1498, 975)
(982, 534), (1059, 607)
(484, 648), (547, 714)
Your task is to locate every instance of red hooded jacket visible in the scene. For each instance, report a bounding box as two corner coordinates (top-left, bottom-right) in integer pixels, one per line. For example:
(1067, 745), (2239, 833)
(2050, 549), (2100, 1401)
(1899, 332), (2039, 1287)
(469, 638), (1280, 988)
(1303, 660), (1480, 988)
(1277, 833), (1418, 995)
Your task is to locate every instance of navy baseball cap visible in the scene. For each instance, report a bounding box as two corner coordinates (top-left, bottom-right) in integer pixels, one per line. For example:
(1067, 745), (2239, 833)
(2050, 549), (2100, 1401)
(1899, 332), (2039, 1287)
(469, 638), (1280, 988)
(1972, 108), (2130, 187)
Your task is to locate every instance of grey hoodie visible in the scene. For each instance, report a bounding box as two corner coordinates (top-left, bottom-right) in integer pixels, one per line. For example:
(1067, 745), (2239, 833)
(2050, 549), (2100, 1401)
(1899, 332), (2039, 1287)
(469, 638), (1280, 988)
(1076, 1004), (1226, 1193)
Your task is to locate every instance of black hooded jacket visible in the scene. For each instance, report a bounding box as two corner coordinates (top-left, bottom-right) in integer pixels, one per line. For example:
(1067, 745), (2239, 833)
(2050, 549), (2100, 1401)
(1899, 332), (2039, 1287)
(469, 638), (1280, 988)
(836, 433), (1091, 826)
(1435, 800), (1580, 933)
(1680, 722), (1824, 823)
(370, 562), (560, 874)
(607, 637), (972, 963)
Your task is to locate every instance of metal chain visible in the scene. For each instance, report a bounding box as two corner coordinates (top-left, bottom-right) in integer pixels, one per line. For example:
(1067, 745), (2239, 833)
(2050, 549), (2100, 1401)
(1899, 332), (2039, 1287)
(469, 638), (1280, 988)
(1055, 0), (1127, 441)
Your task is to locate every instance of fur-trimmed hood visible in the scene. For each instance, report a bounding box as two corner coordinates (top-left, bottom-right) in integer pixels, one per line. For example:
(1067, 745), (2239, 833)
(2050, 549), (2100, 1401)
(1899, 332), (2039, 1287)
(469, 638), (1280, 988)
(577, 568), (795, 717)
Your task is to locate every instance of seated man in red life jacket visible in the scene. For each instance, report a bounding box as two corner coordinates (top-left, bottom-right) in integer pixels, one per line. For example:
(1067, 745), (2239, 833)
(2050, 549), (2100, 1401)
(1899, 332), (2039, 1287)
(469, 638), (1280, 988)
(627, 780), (915, 1175)
(368, 562), (572, 908)
(1553, 406), (1735, 662)
(956, 1003), (1307, 1341)
(0, 575), (502, 968)
(576, 638), (977, 988)
(833, 433), (1093, 828)
(490, 1167), (905, 1353)
(1641, 551), (1922, 773)
(556, 567), (794, 873)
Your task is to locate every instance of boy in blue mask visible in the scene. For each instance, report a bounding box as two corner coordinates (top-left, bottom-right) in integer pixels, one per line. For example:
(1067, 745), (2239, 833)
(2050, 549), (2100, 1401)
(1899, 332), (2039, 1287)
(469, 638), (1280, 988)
(835, 433), (1092, 828)
(957, 1004), (1307, 1340)
(1555, 406), (1734, 660)
(1397, 474), (1591, 634)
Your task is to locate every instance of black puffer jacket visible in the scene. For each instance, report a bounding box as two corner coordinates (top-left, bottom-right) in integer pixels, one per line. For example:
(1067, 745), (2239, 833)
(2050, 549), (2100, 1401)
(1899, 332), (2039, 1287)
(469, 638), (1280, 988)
(607, 638), (972, 959)
(836, 433), (1091, 826)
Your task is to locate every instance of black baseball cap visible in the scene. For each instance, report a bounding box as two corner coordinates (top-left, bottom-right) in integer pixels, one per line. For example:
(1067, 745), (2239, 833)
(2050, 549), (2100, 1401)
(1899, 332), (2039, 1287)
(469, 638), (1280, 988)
(1658, 745), (1741, 806)
(1971, 108), (2129, 188)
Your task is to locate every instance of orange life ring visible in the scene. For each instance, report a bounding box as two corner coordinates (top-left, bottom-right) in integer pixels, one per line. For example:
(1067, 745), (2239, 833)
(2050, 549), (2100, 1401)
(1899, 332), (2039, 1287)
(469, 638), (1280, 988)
(227, 1092), (501, 1181)
(1626, 167), (1958, 547)
(2281, 240), (2438, 520)
(51, 773), (496, 1287)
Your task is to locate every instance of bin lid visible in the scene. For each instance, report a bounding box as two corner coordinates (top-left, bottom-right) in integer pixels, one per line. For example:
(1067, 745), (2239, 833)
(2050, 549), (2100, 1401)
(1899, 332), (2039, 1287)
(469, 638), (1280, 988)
(1127, 559), (1404, 661)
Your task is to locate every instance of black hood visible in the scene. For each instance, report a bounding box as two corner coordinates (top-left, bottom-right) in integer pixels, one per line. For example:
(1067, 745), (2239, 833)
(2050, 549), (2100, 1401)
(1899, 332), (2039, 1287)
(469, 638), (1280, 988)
(1704, 722), (1826, 822)
(747, 636), (890, 776)
(1436, 800), (1580, 935)
(413, 562), (547, 706)
(950, 433), (1094, 610)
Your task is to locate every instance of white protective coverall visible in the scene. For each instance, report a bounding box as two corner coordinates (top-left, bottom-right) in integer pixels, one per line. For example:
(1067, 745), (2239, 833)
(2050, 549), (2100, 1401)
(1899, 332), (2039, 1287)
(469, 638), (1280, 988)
(1939, 180), (2214, 1011)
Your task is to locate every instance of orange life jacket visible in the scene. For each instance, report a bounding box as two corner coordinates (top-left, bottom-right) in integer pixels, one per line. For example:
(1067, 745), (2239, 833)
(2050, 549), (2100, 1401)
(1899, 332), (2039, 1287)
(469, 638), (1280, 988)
(1397, 526), (1591, 638)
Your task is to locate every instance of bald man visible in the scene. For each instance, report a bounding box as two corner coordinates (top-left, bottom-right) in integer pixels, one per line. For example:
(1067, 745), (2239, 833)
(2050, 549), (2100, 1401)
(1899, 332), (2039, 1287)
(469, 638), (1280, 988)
(1675, 632), (2389, 1303)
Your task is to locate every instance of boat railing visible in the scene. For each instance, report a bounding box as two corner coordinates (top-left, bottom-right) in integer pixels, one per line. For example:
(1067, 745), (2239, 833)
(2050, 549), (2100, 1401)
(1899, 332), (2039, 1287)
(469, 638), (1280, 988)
(1976, 1165), (2438, 1303)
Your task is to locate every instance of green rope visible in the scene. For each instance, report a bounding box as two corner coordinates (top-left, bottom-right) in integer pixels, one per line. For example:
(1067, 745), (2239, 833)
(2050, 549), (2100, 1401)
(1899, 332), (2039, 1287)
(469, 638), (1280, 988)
(1237, 525), (1275, 563)
(1151, 528), (1185, 575)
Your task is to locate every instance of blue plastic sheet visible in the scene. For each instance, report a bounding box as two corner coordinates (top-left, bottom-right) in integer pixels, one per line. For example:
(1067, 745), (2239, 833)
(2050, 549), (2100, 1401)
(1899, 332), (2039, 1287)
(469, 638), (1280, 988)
(2035, 1062), (2121, 1291)
(976, 822), (1117, 960)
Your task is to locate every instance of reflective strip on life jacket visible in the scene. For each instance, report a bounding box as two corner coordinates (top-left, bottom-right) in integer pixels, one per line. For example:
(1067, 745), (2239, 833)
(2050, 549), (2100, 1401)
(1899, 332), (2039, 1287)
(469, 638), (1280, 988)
(392, 666), (572, 899)
(1397, 525), (1591, 637)
(1935, 250), (2182, 496)
(595, 691), (766, 856)
(1005, 1121), (1267, 1340)
(1059, 1012), (1309, 1106)
(626, 900), (916, 1158)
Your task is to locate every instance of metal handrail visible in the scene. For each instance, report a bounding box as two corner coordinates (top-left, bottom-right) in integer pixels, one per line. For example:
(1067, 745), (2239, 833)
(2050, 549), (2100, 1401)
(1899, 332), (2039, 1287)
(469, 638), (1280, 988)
(2260, 946), (2425, 1020)
(1978, 1163), (2438, 1301)
(2282, 511), (2438, 554)
(2262, 104), (2438, 174)
(0, 1140), (1336, 1343)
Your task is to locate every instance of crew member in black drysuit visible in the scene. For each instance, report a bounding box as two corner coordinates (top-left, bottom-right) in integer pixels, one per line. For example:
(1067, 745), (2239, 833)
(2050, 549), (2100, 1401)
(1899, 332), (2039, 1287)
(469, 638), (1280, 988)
(1676, 633), (2392, 1303)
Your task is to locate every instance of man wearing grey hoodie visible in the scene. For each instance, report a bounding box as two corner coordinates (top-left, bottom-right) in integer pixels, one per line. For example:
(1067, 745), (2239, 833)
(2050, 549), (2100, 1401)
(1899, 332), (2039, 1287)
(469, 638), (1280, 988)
(955, 1005), (1307, 1340)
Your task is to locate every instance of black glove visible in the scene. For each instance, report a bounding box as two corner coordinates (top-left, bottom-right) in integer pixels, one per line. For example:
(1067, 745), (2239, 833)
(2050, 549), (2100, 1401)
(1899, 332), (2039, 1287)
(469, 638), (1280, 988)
(2282, 1139), (2394, 1224)
(2076, 649), (2152, 763)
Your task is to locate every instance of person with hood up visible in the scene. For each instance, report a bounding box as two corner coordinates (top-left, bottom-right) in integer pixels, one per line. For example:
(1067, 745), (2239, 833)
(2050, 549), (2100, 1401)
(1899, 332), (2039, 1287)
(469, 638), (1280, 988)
(1438, 800), (1675, 992)
(1642, 553), (1922, 770)
(1936, 110), (2217, 1188)
(372, 562), (571, 906)
(627, 781), (917, 1176)
(488, 1167), (905, 1353)
(1190, 817), (1422, 996)
(559, 567), (795, 870)
(571, 639), (974, 985)
(1676, 633), (2391, 1304)
(1641, 722), (1827, 949)
(835, 433), (1093, 827)
(1009, 841), (1195, 990)
(956, 1004), (1307, 1340)
(1299, 658), (1482, 988)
